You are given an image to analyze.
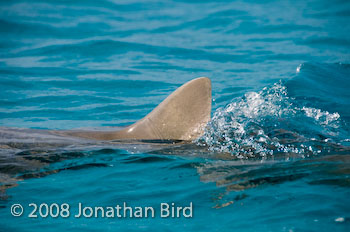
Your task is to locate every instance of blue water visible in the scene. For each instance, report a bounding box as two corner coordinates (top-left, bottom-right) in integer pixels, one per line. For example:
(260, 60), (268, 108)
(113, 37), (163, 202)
(1, 0), (350, 231)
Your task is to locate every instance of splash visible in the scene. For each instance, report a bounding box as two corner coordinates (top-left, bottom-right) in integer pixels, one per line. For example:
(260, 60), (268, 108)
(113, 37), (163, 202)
(196, 81), (344, 158)
(302, 107), (340, 126)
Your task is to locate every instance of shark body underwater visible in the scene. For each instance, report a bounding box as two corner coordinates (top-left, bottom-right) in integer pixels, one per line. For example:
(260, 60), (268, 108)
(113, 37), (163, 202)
(0, 77), (212, 150)
(0, 77), (213, 188)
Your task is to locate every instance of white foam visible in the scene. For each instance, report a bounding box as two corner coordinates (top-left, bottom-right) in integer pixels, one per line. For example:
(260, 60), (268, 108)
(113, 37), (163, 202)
(196, 81), (344, 158)
(302, 107), (340, 126)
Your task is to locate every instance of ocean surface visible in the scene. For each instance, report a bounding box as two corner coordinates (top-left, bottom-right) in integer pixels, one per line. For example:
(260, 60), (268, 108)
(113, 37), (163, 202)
(1, 0), (350, 231)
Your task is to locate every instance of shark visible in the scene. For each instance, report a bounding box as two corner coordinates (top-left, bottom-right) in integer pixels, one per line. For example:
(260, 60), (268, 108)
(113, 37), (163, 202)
(0, 77), (212, 190)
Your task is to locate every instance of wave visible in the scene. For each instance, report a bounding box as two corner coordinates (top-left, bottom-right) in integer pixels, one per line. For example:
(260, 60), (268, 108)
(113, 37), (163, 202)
(197, 63), (350, 158)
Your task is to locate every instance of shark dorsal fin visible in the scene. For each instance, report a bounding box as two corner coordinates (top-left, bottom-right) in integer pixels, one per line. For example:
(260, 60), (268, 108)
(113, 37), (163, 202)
(118, 77), (212, 140)
(58, 77), (211, 141)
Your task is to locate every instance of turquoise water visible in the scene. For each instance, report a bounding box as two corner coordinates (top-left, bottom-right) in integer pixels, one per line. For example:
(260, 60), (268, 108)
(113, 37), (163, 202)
(1, 0), (350, 231)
